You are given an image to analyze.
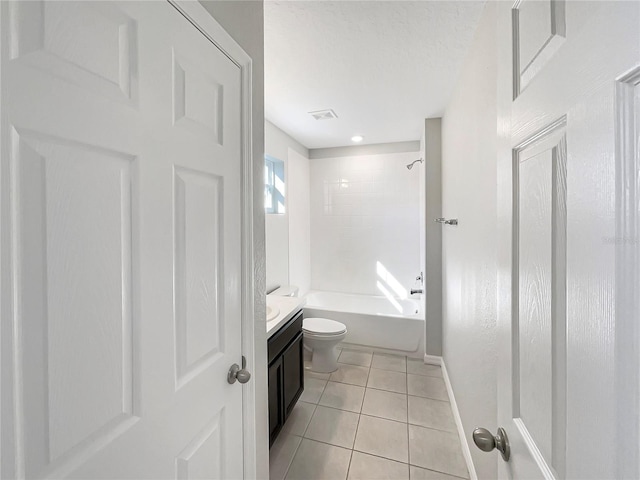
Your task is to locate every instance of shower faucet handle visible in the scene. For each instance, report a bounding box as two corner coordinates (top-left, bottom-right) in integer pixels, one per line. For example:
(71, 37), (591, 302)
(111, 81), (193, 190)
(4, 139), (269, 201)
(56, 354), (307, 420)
(416, 272), (423, 284)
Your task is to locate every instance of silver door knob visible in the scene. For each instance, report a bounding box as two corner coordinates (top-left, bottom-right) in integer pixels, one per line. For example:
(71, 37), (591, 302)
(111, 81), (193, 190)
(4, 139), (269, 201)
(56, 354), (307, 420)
(472, 427), (510, 461)
(228, 363), (251, 384)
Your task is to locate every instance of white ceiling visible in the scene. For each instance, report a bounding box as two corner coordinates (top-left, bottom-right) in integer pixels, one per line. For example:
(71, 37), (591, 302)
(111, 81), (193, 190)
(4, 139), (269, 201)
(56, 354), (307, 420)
(264, 1), (486, 149)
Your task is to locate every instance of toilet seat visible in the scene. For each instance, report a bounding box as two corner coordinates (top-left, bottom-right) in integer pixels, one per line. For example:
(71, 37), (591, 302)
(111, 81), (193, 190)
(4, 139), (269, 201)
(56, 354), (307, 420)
(303, 318), (347, 336)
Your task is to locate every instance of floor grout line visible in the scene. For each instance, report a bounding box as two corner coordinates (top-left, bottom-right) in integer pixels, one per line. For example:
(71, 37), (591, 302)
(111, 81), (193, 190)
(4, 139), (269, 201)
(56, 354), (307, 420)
(296, 437), (352, 452)
(323, 379), (368, 388)
(344, 449), (354, 480)
(345, 407), (362, 479)
(309, 403), (363, 415)
(406, 369), (411, 469)
(358, 412), (409, 426)
(350, 450), (409, 466)
(363, 385), (408, 395)
(406, 392), (451, 404)
(407, 463), (470, 480)
(280, 434), (303, 480)
(351, 445), (408, 468)
(407, 372), (445, 379)
(300, 403), (318, 437)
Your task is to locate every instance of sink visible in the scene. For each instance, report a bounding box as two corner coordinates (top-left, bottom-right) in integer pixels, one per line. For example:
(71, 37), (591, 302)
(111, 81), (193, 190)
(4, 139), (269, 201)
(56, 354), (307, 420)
(266, 305), (280, 321)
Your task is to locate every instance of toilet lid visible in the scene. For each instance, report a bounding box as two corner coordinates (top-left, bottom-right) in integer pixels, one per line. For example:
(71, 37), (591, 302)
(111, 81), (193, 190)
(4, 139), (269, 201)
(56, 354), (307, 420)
(303, 318), (347, 335)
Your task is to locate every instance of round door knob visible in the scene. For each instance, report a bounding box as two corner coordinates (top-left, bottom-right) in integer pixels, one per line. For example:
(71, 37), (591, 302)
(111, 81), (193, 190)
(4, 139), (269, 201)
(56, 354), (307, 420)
(472, 428), (496, 452)
(236, 368), (251, 384)
(228, 363), (251, 384)
(472, 427), (510, 461)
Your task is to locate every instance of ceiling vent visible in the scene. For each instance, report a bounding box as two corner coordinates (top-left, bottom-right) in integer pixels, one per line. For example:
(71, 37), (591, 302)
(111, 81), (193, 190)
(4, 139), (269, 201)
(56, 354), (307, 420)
(309, 109), (338, 120)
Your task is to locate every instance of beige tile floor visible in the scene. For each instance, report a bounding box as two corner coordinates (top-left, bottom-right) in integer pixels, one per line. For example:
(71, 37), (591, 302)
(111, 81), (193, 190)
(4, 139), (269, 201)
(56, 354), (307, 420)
(269, 348), (469, 480)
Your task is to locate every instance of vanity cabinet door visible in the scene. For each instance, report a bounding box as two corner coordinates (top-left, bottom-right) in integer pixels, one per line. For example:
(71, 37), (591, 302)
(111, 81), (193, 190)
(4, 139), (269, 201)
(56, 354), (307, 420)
(267, 309), (304, 447)
(282, 332), (304, 417)
(268, 356), (284, 447)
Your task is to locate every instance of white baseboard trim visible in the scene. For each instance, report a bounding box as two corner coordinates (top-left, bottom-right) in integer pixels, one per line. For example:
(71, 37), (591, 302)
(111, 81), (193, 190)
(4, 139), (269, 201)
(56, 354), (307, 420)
(341, 342), (423, 359)
(423, 353), (442, 365)
(440, 358), (478, 480)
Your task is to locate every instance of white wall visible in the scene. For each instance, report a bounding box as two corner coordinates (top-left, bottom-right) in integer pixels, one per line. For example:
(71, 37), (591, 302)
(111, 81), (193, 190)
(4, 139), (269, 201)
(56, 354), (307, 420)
(287, 149), (311, 295)
(310, 141), (420, 160)
(264, 121), (311, 293)
(265, 120), (309, 160)
(309, 150), (422, 297)
(441, 3), (497, 479)
(265, 215), (289, 289)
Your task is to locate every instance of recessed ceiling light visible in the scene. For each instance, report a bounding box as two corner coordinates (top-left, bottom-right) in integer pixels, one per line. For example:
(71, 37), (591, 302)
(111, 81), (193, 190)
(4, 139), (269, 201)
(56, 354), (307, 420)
(351, 135), (363, 143)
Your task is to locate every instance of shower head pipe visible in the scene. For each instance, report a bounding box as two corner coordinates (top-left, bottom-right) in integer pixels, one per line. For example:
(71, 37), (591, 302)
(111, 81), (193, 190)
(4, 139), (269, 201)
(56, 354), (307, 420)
(406, 158), (424, 170)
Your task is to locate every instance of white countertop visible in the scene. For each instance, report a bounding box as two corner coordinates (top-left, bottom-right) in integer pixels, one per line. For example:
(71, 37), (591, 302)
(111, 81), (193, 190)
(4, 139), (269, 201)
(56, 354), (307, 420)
(266, 295), (306, 339)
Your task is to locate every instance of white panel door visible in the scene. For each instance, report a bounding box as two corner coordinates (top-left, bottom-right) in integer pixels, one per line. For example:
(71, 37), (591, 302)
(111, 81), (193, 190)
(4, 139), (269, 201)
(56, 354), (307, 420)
(496, 1), (640, 479)
(1, 2), (246, 479)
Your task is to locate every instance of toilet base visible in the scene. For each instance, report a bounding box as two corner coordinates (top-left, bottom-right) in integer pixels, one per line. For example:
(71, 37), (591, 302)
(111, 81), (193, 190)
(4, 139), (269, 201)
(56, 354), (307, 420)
(310, 346), (340, 373)
(303, 333), (346, 373)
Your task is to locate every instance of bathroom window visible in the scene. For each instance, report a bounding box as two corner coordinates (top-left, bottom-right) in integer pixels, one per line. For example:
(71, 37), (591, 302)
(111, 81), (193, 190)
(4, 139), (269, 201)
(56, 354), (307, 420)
(265, 155), (285, 214)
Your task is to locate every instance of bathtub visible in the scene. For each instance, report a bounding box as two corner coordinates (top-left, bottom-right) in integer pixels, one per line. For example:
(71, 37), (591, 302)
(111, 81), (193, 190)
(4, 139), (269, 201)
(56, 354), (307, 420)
(303, 291), (425, 356)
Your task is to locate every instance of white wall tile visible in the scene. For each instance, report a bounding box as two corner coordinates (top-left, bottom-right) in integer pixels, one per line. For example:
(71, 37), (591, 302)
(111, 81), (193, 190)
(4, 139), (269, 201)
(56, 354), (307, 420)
(310, 151), (421, 296)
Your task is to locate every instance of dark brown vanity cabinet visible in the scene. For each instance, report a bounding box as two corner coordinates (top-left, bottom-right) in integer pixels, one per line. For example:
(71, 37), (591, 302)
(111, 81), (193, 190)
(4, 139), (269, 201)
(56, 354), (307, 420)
(268, 310), (304, 447)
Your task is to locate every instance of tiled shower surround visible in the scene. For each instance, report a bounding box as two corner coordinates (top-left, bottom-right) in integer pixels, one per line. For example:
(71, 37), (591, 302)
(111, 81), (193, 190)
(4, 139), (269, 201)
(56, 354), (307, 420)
(309, 151), (422, 296)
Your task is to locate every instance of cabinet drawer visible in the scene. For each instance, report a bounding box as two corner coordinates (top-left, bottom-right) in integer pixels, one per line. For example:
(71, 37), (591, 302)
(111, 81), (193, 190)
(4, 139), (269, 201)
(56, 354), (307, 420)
(268, 310), (303, 364)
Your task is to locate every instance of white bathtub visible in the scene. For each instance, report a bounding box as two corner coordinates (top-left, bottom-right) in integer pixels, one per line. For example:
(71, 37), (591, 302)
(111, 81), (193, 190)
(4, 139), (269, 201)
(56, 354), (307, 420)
(303, 291), (425, 356)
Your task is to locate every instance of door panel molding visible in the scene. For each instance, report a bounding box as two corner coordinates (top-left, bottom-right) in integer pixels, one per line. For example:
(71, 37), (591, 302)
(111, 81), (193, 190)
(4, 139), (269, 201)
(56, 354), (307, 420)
(176, 409), (225, 480)
(8, 1), (138, 104)
(512, 117), (567, 478)
(512, 0), (566, 99)
(172, 48), (225, 145)
(173, 165), (225, 390)
(7, 127), (140, 479)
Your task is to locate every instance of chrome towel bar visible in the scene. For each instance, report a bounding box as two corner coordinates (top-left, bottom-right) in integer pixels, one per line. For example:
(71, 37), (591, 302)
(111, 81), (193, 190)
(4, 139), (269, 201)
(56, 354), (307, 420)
(434, 217), (458, 226)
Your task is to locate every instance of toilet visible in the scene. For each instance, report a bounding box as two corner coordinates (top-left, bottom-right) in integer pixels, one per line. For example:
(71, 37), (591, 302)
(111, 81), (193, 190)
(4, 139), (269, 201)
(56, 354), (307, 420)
(269, 286), (347, 373)
(302, 318), (347, 373)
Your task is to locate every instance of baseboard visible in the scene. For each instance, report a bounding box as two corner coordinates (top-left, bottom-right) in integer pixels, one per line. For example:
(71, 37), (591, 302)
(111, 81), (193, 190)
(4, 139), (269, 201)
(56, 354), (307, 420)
(440, 359), (478, 480)
(423, 353), (442, 365)
(339, 342), (423, 359)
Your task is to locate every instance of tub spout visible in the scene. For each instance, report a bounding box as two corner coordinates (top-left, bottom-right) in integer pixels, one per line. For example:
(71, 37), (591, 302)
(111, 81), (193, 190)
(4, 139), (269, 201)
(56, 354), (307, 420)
(410, 288), (423, 295)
